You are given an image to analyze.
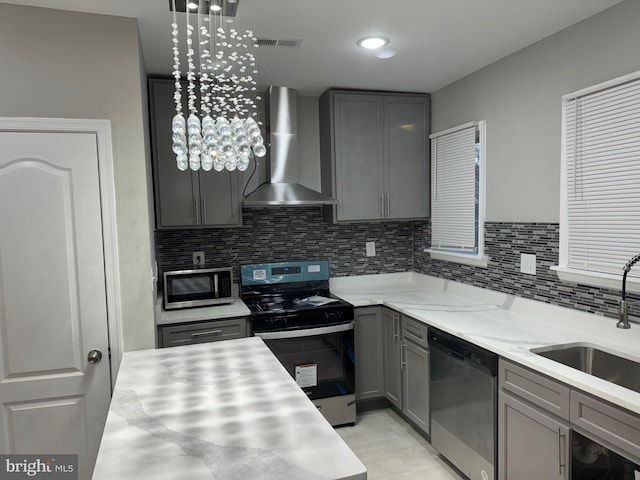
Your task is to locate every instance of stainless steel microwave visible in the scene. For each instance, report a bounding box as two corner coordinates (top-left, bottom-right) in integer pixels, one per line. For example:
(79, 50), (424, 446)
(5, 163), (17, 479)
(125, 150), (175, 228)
(163, 267), (234, 310)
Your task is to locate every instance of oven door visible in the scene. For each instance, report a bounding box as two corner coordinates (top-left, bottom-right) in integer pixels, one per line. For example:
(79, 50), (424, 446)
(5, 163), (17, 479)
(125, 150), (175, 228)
(254, 322), (355, 400)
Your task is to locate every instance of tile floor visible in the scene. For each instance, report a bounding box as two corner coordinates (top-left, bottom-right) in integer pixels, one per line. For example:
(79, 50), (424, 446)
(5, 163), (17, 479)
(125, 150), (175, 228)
(337, 408), (465, 480)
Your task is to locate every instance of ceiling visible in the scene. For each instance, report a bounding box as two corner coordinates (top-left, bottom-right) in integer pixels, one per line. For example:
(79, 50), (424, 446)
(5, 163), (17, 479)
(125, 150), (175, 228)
(1, 0), (624, 96)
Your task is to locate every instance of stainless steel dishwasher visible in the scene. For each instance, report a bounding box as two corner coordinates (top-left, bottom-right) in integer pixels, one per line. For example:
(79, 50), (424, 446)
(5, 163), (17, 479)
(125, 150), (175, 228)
(429, 327), (498, 480)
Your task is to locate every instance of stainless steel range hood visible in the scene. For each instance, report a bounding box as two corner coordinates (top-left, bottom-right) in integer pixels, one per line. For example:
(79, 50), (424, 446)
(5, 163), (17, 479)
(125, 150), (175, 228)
(242, 86), (336, 206)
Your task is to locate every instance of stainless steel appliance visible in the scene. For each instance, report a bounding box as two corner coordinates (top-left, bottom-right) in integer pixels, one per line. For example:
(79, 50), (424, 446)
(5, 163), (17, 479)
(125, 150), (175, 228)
(429, 327), (498, 480)
(240, 261), (356, 427)
(163, 267), (233, 310)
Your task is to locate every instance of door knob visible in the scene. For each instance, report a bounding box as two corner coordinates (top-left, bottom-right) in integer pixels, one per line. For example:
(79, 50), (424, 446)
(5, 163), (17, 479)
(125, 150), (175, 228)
(87, 349), (103, 364)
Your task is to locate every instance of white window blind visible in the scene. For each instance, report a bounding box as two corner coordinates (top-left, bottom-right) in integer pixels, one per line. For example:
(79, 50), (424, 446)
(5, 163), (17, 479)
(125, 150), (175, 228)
(563, 74), (640, 275)
(430, 123), (478, 253)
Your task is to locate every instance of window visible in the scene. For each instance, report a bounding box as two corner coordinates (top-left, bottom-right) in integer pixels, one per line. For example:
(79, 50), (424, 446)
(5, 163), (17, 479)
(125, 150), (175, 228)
(428, 121), (487, 267)
(553, 71), (640, 289)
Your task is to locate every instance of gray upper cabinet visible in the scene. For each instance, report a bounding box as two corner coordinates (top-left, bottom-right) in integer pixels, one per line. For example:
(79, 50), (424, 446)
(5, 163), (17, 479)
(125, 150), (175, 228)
(149, 78), (241, 228)
(385, 96), (430, 219)
(320, 89), (430, 222)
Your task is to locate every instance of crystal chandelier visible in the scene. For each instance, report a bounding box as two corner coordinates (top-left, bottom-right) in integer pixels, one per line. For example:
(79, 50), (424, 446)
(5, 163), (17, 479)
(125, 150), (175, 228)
(170, 0), (266, 172)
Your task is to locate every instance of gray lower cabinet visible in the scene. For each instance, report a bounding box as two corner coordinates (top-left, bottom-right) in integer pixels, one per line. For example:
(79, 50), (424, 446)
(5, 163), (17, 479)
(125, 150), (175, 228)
(354, 307), (384, 401)
(159, 318), (247, 348)
(149, 78), (241, 228)
(499, 359), (570, 480)
(319, 89), (430, 222)
(382, 308), (402, 408)
(498, 359), (571, 480)
(500, 358), (640, 479)
(499, 392), (570, 480)
(382, 308), (430, 434)
(401, 316), (429, 434)
(570, 390), (640, 465)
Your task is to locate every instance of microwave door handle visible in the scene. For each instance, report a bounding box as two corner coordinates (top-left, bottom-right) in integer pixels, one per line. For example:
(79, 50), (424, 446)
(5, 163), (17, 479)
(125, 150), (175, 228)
(214, 273), (219, 298)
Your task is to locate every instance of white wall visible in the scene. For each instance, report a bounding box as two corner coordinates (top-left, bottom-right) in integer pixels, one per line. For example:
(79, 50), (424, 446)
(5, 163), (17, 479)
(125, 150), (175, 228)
(0, 4), (155, 351)
(432, 0), (640, 223)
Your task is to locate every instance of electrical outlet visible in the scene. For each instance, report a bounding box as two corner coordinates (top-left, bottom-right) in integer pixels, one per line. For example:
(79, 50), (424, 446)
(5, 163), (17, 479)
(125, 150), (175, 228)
(366, 241), (376, 257)
(193, 251), (205, 266)
(520, 253), (536, 275)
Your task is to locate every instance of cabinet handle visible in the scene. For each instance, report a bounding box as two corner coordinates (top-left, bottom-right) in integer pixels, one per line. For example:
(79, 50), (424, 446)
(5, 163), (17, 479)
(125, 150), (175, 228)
(386, 195), (390, 218)
(393, 315), (399, 340)
(381, 195), (384, 217)
(401, 343), (407, 370)
(406, 327), (423, 338)
(191, 329), (223, 337)
(558, 428), (565, 475)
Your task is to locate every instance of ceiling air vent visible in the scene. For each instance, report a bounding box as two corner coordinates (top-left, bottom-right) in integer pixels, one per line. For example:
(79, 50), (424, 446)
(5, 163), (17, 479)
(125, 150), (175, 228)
(257, 38), (303, 48)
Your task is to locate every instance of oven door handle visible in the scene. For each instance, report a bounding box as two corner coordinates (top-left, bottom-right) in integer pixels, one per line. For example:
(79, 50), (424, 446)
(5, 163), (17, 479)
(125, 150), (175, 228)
(254, 322), (354, 340)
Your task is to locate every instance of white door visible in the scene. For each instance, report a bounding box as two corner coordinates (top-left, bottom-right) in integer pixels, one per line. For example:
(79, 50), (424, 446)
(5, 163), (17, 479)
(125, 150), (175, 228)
(0, 131), (112, 479)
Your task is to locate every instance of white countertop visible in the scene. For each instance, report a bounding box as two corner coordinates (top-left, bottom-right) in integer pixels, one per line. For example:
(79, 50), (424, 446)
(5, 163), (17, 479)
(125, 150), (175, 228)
(155, 296), (251, 326)
(93, 337), (366, 480)
(331, 272), (640, 416)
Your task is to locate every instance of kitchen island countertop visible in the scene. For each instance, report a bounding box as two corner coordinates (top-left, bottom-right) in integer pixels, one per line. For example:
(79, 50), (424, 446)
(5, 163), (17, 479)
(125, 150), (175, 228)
(92, 337), (366, 480)
(331, 272), (640, 416)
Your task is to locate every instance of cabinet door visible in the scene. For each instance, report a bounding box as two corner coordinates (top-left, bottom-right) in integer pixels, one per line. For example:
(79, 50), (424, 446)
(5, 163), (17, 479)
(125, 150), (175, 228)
(198, 170), (241, 225)
(149, 79), (199, 227)
(333, 93), (385, 221)
(403, 340), (429, 434)
(160, 318), (247, 348)
(499, 392), (570, 480)
(354, 307), (384, 401)
(385, 95), (430, 219)
(382, 308), (402, 409)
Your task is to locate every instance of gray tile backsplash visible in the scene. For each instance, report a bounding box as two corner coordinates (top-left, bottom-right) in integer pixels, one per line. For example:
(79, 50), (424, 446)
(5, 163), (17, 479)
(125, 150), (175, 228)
(414, 221), (639, 321)
(155, 211), (637, 322)
(155, 207), (419, 283)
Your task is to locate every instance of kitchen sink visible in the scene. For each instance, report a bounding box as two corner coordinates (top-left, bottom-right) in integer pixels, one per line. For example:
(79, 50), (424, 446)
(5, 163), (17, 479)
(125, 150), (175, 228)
(531, 343), (640, 394)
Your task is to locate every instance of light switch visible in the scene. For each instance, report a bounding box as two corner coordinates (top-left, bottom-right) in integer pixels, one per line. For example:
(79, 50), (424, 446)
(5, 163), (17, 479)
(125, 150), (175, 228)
(520, 253), (536, 275)
(366, 241), (376, 257)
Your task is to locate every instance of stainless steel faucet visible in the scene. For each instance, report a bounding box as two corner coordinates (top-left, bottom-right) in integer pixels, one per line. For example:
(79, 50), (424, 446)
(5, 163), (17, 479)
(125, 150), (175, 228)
(618, 253), (640, 329)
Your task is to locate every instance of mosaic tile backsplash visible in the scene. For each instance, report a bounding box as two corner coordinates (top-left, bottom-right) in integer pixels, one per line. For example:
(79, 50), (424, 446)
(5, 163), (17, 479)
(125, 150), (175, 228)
(155, 207), (419, 283)
(155, 209), (637, 322)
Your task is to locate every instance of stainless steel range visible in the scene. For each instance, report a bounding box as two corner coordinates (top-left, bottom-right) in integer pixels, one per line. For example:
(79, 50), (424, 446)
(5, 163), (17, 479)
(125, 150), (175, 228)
(241, 261), (356, 427)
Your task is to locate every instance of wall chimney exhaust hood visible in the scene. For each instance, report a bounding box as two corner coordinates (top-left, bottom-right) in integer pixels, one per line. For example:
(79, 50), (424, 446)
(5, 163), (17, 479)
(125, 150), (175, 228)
(242, 86), (337, 206)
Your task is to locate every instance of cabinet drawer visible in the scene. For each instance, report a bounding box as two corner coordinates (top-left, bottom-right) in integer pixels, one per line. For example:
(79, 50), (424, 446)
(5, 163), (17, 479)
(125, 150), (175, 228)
(571, 390), (640, 464)
(401, 316), (428, 349)
(499, 359), (570, 420)
(160, 318), (247, 348)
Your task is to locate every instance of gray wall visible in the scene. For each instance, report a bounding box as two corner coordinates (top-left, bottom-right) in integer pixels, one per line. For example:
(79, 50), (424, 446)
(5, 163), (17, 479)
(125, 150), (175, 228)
(0, 4), (156, 351)
(431, 0), (640, 223)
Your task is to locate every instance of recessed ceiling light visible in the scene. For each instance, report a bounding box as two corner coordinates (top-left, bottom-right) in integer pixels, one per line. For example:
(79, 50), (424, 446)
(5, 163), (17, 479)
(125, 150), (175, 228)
(357, 36), (389, 50)
(210, 4), (222, 11)
(186, 1), (199, 10)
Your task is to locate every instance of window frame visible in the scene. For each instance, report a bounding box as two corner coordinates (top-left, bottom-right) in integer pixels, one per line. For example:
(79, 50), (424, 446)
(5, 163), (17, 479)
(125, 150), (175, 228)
(426, 121), (488, 268)
(552, 70), (640, 293)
